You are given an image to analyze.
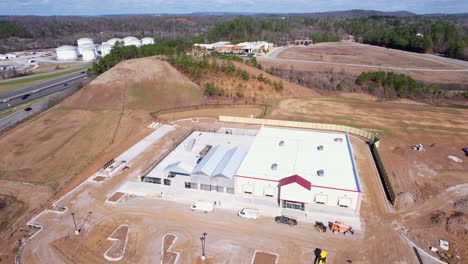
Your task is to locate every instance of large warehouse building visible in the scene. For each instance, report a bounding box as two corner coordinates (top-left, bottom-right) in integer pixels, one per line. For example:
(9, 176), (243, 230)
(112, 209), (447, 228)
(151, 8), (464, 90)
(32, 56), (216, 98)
(234, 127), (362, 211)
(142, 126), (362, 213)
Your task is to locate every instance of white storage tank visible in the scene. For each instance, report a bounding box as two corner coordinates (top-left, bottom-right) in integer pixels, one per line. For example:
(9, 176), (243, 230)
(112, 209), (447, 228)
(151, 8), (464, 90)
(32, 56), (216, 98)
(106, 38), (123, 46)
(77, 37), (94, 46)
(56, 45), (78, 61)
(123, 36), (141, 47)
(78, 43), (97, 56)
(141, 37), (155, 45)
(100, 43), (113, 57)
(81, 45), (97, 61)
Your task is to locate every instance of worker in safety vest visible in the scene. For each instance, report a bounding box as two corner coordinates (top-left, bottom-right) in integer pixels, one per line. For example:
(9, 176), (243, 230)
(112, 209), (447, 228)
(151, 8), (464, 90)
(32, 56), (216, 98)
(317, 250), (327, 264)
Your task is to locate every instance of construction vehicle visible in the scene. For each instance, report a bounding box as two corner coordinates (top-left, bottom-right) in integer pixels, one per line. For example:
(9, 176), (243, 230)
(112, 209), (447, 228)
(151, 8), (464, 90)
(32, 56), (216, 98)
(317, 250), (327, 264)
(314, 221), (327, 233)
(329, 221), (354, 235)
(463, 147), (468, 157)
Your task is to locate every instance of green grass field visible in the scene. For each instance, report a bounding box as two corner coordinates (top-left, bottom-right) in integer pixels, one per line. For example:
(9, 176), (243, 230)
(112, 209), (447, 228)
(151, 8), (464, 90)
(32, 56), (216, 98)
(0, 66), (89, 95)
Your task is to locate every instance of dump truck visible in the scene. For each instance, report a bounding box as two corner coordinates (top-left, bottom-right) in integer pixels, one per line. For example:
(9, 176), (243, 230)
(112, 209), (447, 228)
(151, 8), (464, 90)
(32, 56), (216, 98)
(329, 221), (354, 235)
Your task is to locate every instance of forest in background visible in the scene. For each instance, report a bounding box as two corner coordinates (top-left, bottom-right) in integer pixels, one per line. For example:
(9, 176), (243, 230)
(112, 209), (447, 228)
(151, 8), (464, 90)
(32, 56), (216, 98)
(1, 10), (468, 60)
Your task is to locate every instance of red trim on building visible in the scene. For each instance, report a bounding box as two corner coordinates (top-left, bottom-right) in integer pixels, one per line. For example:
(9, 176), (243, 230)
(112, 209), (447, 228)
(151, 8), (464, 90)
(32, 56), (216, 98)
(279, 175), (311, 190)
(235, 175), (362, 193)
(234, 175), (279, 182)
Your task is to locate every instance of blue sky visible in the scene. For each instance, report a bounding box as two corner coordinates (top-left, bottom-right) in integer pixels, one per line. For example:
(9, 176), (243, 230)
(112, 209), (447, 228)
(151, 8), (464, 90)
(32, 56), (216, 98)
(1, 0), (467, 16)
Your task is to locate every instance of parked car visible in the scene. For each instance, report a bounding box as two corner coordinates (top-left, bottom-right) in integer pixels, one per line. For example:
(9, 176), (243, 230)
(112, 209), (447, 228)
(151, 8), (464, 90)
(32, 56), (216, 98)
(24, 107), (32, 111)
(275, 215), (297, 226)
(238, 208), (260, 219)
(190, 202), (214, 213)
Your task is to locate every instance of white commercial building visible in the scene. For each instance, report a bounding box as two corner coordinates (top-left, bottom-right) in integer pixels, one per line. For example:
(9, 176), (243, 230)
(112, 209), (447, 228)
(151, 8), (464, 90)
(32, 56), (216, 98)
(142, 126), (362, 213)
(56, 45), (79, 61)
(143, 129), (256, 193)
(236, 41), (272, 53)
(235, 127), (362, 212)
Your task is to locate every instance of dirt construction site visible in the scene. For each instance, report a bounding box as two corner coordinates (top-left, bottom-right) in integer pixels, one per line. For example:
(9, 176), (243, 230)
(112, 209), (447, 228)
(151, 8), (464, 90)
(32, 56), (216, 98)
(0, 49), (467, 263)
(16, 119), (419, 263)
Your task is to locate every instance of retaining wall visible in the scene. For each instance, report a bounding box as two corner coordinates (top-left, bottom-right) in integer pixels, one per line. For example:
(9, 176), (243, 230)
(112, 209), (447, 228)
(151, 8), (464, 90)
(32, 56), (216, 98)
(219, 116), (377, 140)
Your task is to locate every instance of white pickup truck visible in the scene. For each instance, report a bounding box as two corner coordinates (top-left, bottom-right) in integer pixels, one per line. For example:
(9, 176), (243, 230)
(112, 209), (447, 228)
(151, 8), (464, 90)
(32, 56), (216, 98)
(238, 208), (260, 219)
(190, 201), (214, 213)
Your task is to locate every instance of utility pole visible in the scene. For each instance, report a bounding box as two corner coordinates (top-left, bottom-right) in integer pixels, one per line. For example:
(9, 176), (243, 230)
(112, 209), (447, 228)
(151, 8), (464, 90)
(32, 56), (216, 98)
(71, 212), (80, 235)
(200, 232), (207, 260)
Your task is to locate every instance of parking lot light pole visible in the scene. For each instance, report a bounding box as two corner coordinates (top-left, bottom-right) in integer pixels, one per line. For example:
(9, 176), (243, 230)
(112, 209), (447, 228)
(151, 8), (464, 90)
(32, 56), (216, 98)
(200, 232), (207, 260)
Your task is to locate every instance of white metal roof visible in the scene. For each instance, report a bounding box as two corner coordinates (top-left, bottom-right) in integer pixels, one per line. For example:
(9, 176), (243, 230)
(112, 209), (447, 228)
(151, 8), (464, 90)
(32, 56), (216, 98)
(146, 131), (255, 180)
(77, 38), (94, 46)
(236, 127), (361, 192)
(192, 145), (247, 179)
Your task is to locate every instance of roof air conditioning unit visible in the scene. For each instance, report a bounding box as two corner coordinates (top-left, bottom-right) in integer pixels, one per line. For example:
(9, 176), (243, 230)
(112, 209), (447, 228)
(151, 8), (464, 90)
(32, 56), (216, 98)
(317, 170), (324, 176)
(317, 145), (324, 151)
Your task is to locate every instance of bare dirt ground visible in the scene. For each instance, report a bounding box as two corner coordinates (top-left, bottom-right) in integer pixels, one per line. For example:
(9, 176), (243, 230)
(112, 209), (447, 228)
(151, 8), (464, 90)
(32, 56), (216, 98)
(278, 42), (465, 69)
(252, 251), (278, 264)
(1, 53), (467, 263)
(17, 121), (418, 264)
(268, 96), (468, 260)
(108, 192), (125, 202)
(0, 57), (206, 260)
(261, 42), (468, 89)
(163, 234), (178, 264)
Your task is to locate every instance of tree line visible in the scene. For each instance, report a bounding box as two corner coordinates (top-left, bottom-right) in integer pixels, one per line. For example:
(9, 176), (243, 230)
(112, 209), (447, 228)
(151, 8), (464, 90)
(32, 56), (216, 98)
(339, 17), (467, 59)
(355, 71), (443, 98)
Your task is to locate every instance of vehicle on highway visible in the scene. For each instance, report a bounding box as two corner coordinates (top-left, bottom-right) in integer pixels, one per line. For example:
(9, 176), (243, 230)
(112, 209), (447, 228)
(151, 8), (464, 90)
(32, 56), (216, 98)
(190, 201), (214, 213)
(24, 107), (32, 111)
(32, 89), (40, 94)
(238, 208), (260, 219)
(275, 215), (297, 226)
(64, 83), (68, 86)
(81, 71), (86, 74)
(22, 94), (30, 100)
(1, 98), (10, 103)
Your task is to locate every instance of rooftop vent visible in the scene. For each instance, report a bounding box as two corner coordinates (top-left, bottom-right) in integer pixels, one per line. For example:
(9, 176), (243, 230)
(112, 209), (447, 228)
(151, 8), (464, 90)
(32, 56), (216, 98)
(279, 140), (285, 147)
(317, 145), (324, 151)
(317, 169), (324, 176)
(334, 138), (343, 142)
(271, 163), (278, 171)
